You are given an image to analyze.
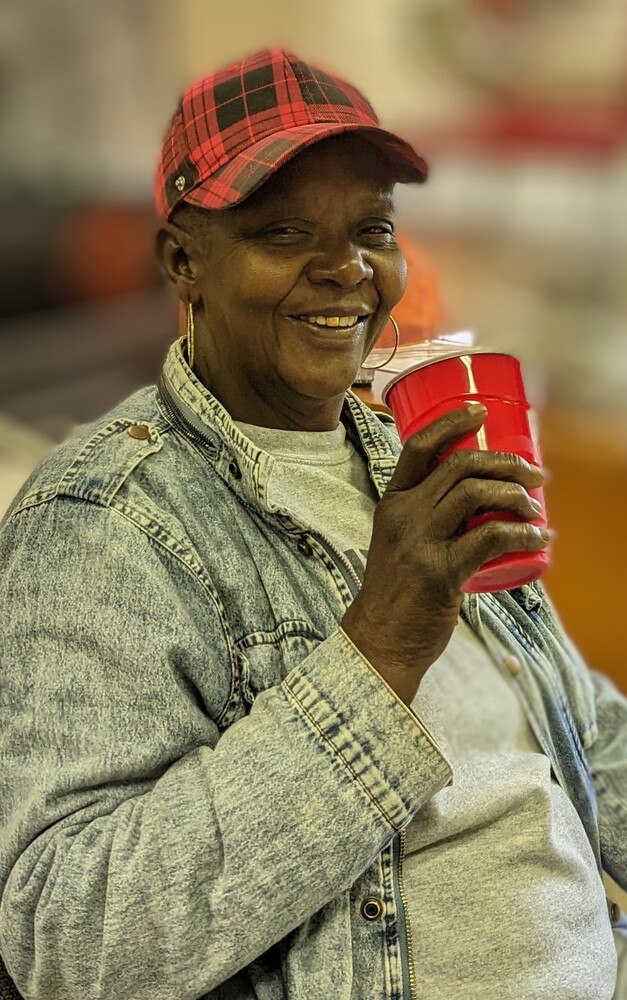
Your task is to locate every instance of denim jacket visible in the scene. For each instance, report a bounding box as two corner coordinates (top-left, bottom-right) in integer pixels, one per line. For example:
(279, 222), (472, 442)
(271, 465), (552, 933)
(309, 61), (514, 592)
(1, 338), (625, 1000)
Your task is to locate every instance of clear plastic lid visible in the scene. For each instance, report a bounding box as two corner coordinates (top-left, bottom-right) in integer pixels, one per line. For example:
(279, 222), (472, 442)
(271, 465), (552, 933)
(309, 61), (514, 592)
(369, 331), (478, 401)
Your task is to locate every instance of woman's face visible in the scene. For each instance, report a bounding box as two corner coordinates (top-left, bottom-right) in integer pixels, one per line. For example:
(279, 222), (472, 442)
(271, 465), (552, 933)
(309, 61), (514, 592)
(165, 135), (407, 430)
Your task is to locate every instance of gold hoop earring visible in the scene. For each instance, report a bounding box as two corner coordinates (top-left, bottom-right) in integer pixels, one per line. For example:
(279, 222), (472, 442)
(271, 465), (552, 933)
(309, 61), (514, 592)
(186, 302), (195, 370)
(360, 315), (400, 370)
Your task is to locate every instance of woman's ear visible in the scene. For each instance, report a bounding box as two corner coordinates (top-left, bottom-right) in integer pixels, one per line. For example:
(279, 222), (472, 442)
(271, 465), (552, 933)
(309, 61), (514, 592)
(155, 223), (200, 303)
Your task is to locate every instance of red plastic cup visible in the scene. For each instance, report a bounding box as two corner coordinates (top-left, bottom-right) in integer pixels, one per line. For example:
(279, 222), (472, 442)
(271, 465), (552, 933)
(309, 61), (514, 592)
(382, 351), (550, 593)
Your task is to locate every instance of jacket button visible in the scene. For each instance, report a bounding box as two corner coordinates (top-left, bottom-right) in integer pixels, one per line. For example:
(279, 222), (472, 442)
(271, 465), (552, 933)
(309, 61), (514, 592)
(504, 654), (522, 676)
(361, 898), (383, 920)
(127, 424), (150, 440)
(297, 539), (313, 557)
(228, 460), (242, 480)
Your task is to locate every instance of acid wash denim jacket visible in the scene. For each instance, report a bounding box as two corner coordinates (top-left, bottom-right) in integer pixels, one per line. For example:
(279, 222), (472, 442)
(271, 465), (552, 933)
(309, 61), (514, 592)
(1, 338), (626, 1000)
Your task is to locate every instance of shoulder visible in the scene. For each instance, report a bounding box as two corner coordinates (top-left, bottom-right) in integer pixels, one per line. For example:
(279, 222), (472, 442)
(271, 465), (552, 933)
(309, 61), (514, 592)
(4, 386), (171, 521)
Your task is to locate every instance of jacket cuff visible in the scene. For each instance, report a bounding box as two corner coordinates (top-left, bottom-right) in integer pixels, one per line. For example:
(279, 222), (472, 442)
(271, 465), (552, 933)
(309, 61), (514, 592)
(282, 626), (453, 831)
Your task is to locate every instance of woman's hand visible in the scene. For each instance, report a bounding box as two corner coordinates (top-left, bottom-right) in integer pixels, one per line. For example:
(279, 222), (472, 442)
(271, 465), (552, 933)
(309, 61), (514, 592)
(341, 404), (548, 705)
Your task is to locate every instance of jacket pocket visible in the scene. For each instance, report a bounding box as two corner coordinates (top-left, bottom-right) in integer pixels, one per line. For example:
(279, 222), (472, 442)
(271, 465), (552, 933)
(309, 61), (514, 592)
(237, 622), (326, 704)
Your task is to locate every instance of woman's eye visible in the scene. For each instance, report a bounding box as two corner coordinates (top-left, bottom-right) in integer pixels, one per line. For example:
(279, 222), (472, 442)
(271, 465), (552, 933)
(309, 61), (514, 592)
(360, 227), (397, 246)
(266, 226), (303, 237)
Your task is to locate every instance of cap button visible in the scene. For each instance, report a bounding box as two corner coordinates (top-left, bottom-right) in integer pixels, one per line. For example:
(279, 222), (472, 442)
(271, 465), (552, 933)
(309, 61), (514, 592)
(127, 424), (150, 440)
(175, 175), (186, 192)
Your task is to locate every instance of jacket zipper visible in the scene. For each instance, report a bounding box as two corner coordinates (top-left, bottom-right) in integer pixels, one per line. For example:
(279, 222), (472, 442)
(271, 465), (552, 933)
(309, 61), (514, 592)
(158, 374), (417, 996)
(157, 377), (214, 449)
(315, 533), (419, 1000)
(307, 531), (363, 597)
(398, 830), (417, 1000)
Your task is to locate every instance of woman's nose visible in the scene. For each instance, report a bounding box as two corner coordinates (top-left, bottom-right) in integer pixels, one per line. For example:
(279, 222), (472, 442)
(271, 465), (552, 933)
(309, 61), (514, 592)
(307, 243), (374, 287)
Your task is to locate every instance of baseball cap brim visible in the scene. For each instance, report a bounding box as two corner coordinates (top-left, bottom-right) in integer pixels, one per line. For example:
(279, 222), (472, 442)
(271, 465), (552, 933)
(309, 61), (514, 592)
(177, 123), (428, 214)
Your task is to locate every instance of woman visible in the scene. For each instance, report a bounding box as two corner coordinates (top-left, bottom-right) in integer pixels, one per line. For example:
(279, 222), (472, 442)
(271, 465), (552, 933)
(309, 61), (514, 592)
(1, 49), (625, 1000)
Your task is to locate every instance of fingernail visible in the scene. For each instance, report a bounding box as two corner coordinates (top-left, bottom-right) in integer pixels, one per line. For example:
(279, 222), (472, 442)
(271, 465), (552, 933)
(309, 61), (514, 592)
(467, 403), (487, 417)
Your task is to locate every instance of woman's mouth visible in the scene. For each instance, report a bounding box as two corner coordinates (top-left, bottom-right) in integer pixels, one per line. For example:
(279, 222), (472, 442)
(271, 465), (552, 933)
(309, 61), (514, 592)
(292, 314), (365, 331)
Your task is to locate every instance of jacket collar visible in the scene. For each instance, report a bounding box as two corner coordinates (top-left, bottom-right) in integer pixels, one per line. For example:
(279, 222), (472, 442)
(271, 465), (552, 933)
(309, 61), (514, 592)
(160, 337), (401, 508)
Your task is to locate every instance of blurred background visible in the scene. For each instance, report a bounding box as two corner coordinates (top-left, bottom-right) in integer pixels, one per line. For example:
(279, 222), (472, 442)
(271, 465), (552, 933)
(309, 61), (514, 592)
(1, 0), (627, 700)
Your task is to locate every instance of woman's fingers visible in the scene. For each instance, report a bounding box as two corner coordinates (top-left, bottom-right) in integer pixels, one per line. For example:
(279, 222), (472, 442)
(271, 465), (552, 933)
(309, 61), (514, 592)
(427, 447), (545, 506)
(385, 404), (488, 494)
(453, 518), (550, 583)
(430, 477), (543, 539)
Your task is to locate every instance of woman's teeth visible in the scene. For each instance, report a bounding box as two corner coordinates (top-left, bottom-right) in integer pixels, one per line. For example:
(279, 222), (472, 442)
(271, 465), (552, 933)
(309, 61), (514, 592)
(299, 315), (359, 328)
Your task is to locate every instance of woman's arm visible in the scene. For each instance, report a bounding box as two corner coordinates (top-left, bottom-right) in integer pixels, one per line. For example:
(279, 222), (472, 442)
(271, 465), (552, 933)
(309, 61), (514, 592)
(0, 497), (451, 999)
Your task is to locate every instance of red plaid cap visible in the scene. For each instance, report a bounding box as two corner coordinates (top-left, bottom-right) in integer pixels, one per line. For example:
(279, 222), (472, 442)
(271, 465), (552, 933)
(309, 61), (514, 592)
(155, 49), (428, 219)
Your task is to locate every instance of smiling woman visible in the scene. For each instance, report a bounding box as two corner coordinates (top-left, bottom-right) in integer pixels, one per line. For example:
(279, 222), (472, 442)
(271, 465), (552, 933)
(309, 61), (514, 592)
(1, 47), (626, 1000)
(158, 135), (409, 429)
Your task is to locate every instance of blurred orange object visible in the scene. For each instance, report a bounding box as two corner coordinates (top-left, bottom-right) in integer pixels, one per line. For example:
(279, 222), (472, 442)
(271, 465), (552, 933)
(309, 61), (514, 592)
(377, 232), (447, 347)
(48, 204), (160, 304)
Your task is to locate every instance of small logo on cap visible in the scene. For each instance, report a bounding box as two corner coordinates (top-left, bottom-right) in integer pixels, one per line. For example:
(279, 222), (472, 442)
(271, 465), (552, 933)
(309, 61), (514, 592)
(175, 175), (186, 192)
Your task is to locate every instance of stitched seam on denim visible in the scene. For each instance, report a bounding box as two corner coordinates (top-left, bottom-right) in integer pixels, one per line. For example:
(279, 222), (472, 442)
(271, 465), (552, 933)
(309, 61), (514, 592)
(344, 392), (400, 463)
(255, 515), (357, 608)
(283, 678), (401, 829)
(299, 535), (355, 605)
(489, 599), (575, 723)
(557, 694), (589, 767)
(10, 415), (169, 516)
(489, 596), (593, 777)
(10, 489), (59, 517)
(110, 498), (234, 621)
(236, 621), (325, 649)
(55, 419), (159, 489)
(485, 594), (535, 653)
(503, 598), (592, 763)
(485, 596), (566, 736)
(581, 719), (599, 747)
(108, 502), (238, 726)
(535, 608), (598, 749)
(490, 597), (574, 714)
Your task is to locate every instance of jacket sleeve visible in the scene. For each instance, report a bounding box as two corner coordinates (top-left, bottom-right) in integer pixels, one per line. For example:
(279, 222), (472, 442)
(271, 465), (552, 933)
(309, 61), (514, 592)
(0, 497), (452, 1000)
(585, 669), (627, 894)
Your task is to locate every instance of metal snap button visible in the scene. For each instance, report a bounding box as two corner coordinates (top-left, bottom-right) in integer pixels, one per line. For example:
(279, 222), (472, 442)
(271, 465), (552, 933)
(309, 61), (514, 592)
(609, 900), (621, 924)
(504, 654), (522, 677)
(228, 460), (242, 480)
(361, 898), (383, 920)
(127, 424), (150, 440)
(297, 539), (313, 557)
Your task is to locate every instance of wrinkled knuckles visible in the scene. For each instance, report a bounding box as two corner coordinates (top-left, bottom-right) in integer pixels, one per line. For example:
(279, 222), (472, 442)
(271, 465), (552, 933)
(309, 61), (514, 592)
(404, 431), (431, 456)
(496, 451), (531, 472)
(454, 479), (482, 507)
(501, 481), (535, 507)
(477, 519), (545, 549)
(444, 449), (485, 474)
(527, 523), (550, 545)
